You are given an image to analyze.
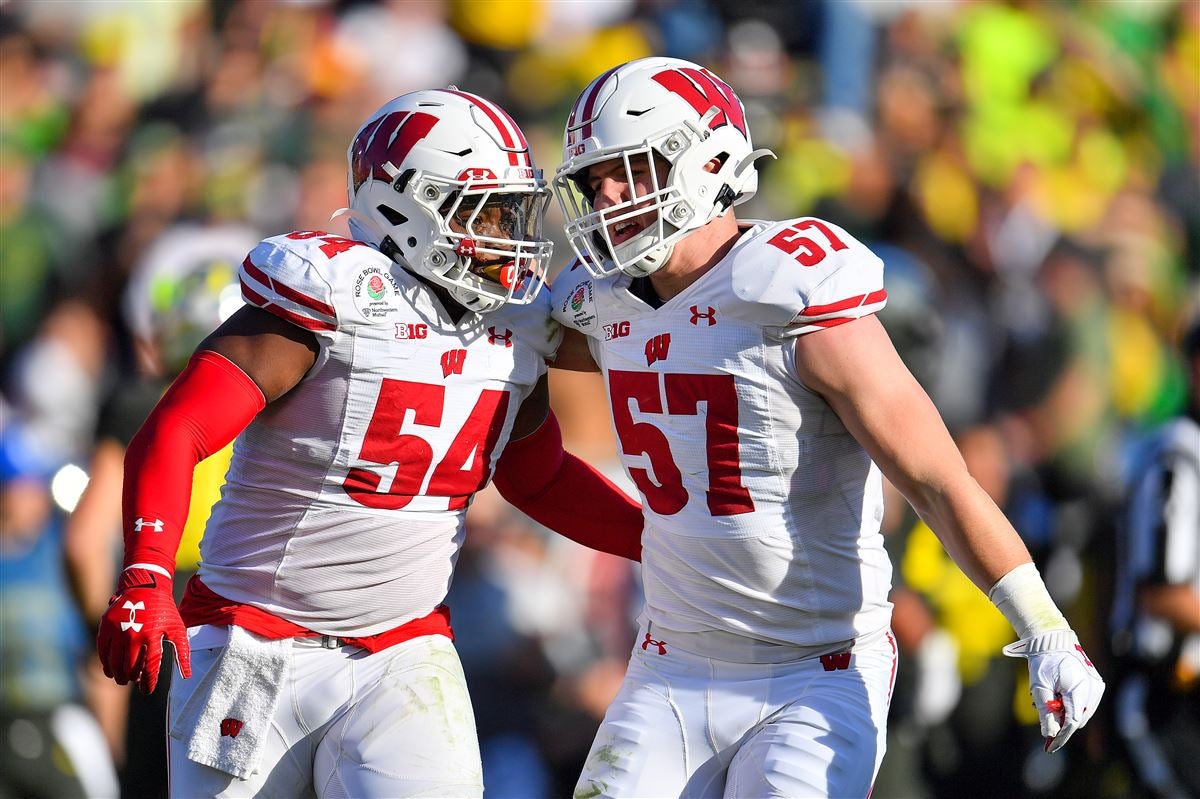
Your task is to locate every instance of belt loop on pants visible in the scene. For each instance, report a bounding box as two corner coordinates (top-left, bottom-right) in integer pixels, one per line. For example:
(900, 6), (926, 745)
(319, 634), (348, 649)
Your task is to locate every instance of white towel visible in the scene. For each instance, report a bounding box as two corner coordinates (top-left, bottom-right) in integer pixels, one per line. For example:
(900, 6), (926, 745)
(169, 626), (289, 779)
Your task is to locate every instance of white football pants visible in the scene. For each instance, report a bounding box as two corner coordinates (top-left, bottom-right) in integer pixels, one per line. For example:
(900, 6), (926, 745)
(575, 624), (897, 799)
(167, 625), (482, 798)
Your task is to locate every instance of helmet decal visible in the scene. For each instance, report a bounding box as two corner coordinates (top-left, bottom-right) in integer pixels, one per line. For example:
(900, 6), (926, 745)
(343, 89), (552, 313)
(440, 89), (530, 167)
(551, 57), (772, 280)
(350, 111), (438, 193)
(651, 67), (747, 137)
(570, 65), (621, 146)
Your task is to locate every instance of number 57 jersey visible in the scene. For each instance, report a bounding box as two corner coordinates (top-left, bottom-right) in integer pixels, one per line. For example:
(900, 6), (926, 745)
(200, 231), (560, 637)
(552, 218), (893, 649)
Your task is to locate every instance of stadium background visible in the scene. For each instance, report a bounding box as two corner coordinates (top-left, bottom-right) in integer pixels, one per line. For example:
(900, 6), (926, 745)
(0, 1), (1196, 797)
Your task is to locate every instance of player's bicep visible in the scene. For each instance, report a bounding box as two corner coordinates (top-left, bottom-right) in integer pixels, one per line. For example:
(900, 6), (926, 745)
(792, 315), (965, 506)
(199, 305), (319, 403)
(509, 374), (550, 441)
(551, 327), (599, 372)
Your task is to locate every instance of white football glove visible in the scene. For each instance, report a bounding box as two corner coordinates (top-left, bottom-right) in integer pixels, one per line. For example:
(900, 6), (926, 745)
(1003, 629), (1105, 753)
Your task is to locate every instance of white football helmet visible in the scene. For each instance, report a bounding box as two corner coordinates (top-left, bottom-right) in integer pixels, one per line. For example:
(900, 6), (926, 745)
(552, 57), (773, 278)
(340, 88), (552, 313)
(123, 223), (258, 374)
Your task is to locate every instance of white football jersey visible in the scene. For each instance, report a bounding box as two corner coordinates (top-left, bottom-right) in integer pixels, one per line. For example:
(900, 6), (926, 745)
(552, 217), (893, 648)
(200, 230), (560, 636)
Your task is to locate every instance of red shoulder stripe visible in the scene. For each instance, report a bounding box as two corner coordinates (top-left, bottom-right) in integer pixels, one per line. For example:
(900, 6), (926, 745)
(798, 289), (887, 318)
(240, 277), (336, 332)
(242, 256), (336, 320)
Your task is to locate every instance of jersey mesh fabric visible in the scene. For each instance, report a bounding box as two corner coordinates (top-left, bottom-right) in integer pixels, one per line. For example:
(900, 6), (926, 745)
(550, 218), (892, 647)
(199, 232), (558, 636)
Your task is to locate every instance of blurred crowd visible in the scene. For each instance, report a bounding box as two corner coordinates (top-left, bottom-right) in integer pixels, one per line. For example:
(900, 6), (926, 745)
(0, 1), (1196, 797)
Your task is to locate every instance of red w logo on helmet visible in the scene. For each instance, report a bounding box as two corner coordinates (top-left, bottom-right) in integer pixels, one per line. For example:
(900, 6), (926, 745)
(652, 68), (747, 137)
(350, 111), (439, 192)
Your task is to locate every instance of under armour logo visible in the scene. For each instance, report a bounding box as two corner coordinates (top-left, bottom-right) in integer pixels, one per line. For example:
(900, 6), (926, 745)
(641, 632), (667, 655)
(488, 327), (513, 347)
(133, 517), (164, 533)
(644, 333), (671, 365)
(689, 305), (716, 326)
(220, 718), (245, 738)
(455, 237), (477, 258)
(441, 349), (468, 377)
(820, 651), (852, 671)
(120, 600), (145, 632)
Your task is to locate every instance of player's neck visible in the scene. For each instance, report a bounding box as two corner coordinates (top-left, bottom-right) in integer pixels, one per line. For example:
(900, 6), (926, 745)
(409, 269), (472, 324)
(648, 216), (740, 302)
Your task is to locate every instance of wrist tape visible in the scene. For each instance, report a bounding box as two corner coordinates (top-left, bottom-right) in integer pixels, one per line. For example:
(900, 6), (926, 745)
(988, 562), (1070, 641)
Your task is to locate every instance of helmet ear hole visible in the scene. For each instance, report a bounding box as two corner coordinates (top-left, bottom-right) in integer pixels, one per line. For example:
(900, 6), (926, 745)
(376, 205), (407, 226)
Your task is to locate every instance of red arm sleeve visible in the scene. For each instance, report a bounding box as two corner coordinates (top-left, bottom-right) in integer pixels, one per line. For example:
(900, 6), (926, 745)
(493, 412), (642, 562)
(121, 350), (266, 576)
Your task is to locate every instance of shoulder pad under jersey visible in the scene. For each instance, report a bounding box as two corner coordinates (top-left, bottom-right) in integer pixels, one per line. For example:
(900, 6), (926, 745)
(725, 218), (886, 335)
(549, 257), (605, 337)
(239, 230), (395, 336)
(484, 286), (563, 362)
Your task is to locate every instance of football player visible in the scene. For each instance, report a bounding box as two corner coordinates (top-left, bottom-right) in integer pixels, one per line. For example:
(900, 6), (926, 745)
(65, 222), (258, 791)
(549, 56), (1105, 798)
(95, 89), (642, 798)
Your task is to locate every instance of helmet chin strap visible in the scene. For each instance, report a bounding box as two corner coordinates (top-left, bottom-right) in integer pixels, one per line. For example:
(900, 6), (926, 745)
(617, 223), (678, 278)
(626, 239), (675, 278)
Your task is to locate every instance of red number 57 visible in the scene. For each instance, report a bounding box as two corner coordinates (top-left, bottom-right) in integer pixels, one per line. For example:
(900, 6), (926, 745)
(766, 219), (848, 266)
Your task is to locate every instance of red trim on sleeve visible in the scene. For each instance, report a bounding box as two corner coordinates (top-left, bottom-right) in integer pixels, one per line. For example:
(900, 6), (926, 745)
(242, 256), (337, 319)
(798, 288), (887, 318)
(809, 317), (855, 329)
(240, 277), (337, 332)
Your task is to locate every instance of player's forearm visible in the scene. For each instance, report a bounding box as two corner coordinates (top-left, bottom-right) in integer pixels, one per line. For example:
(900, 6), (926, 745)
(907, 471), (1034, 594)
(909, 470), (1076, 642)
(899, 469), (1078, 641)
(122, 351), (264, 574)
(494, 411), (642, 561)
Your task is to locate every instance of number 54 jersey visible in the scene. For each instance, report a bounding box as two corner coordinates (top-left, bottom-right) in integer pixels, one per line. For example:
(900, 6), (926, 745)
(200, 230), (560, 636)
(552, 218), (893, 650)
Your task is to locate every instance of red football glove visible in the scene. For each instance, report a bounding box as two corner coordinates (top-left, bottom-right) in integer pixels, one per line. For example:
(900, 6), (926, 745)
(97, 566), (191, 694)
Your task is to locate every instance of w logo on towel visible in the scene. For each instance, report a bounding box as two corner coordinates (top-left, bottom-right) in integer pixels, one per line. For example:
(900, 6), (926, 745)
(220, 718), (245, 738)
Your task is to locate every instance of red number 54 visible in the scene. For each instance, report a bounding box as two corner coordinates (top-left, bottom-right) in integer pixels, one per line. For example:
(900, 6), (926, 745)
(344, 379), (510, 510)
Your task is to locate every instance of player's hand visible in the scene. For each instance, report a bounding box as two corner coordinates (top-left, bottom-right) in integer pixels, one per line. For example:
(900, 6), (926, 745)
(97, 567), (191, 694)
(1003, 630), (1104, 753)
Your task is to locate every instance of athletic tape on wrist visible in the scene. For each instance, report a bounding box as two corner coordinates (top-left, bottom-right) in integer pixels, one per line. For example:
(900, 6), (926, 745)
(988, 562), (1070, 640)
